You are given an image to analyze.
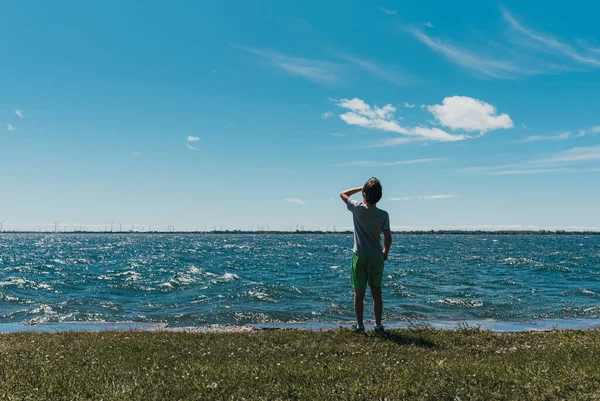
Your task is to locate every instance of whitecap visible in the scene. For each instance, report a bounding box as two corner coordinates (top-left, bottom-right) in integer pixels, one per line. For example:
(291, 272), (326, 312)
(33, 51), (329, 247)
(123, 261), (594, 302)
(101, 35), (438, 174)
(221, 272), (239, 281)
(431, 298), (483, 307)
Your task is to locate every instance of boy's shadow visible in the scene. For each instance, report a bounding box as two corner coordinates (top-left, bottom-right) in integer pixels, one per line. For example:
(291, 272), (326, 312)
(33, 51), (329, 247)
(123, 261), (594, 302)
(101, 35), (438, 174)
(375, 331), (438, 348)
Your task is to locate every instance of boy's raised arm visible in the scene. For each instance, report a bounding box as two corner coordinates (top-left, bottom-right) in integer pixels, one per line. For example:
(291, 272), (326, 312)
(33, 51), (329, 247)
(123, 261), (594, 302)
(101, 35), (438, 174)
(340, 187), (363, 204)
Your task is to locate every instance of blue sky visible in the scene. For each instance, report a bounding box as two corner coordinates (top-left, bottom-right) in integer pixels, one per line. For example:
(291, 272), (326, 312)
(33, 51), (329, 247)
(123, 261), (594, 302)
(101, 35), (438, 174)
(1, 0), (599, 231)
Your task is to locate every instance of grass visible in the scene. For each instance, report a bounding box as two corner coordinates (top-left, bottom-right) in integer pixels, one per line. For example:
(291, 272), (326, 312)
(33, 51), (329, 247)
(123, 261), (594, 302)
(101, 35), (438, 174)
(1, 327), (599, 400)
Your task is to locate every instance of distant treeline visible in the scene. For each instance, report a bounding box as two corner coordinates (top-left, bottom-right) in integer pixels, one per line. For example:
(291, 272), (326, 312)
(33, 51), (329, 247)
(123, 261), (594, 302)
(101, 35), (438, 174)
(1, 230), (599, 235)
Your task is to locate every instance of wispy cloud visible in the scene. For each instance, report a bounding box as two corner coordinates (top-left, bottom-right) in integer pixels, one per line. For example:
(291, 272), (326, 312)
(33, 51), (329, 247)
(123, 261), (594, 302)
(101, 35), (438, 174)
(516, 132), (571, 142)
(239, 46), (340, 83)
(283, 198), (306, 205)
(536, 145), (600, 165)
(409, 6), (600, 80)
(335, 98), (466, 142)
(337, 158), (445, 167)
(331, 132), (345, 137)
(378, 8), (397, 15)
(185, 144), (198, 151)
(424, 21), (434, 28)
(7, 124), (16, 132)
(403, 102), (415, 108)
(15, 110), (24, 119)
(321, 112), (333, 119)
(187, 135), (200, 142)
(485, 168), (569, 175)
(337, 53), (416, 86)
(409, 29), (530, 79)
(592, 126), (600, 133)
(391, 194), (458, 201)
(502, 7), (600, 68)
(464, 145), (600, 175)
(362, 137), (422, 148)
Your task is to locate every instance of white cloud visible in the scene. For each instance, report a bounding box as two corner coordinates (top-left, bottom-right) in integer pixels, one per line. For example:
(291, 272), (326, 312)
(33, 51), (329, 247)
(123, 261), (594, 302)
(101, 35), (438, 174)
(331, 132), (345, 137)
(576, 130), (586, 138)
(592, 126), (600, 133)
(337, 158), (444, 167)
(283, 198), (306, 205)
(379, 8), (397, 15)
(403, 102), (415, 108)
(240, 46), (340, 83)
(517, 132), (571, 142)
(7, 124), (16, 131)
(187, 135), (200, 142)
(424, 21), (434, 28)
(337, 53), (415, 86)
(502, 7), (600, 68)
(15, 110), (24, 119)
(336, 98), (467, 142)
(413, 126), (467, 141)
(427, 96), (513, 133)
(185, 144), (198, 151)
(391, 194), (457, 201)
(321, 112), (333, 119)
(134, 152), (141, 156)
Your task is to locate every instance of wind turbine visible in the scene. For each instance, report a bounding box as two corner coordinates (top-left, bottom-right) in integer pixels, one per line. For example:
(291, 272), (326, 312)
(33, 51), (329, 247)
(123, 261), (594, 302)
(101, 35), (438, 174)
(110, 221), (114, 232)
(0, 221), (3, 233)
(53, 221), (59, 233)
(119, 223), (123, 232)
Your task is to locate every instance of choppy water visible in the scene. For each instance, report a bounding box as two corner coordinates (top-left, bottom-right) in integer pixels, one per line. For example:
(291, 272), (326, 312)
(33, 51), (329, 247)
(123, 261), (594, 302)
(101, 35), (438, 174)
(0, 234), (599, 327)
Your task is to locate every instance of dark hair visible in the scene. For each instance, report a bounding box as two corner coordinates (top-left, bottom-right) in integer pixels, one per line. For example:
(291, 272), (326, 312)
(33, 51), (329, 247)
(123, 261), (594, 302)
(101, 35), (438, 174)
(363, 177), (382, 204)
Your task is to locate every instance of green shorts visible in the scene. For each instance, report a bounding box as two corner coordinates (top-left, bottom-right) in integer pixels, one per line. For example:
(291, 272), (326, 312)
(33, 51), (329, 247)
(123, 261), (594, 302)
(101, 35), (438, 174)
(351, 253), (384, 289)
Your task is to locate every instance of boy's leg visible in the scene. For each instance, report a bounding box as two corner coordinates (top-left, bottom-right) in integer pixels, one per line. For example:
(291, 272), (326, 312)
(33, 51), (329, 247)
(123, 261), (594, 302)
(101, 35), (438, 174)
(354, 288), (366, 327)
(367, 258), (385, 326)
(370, 286), (382, 326)
(351, 254), (368, 327)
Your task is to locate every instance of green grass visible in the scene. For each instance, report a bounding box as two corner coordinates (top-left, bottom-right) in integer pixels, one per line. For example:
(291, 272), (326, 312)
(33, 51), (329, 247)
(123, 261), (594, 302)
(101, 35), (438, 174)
(1, 327), (599, 400)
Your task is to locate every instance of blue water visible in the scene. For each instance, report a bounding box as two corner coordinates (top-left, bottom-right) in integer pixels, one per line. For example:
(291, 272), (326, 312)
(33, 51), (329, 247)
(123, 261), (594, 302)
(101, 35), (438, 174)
(0, 234), (599, 327)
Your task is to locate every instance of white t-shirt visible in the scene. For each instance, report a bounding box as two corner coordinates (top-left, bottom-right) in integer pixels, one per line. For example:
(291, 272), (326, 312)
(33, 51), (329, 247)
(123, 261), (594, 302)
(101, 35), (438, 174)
(347, 199), (390, 259)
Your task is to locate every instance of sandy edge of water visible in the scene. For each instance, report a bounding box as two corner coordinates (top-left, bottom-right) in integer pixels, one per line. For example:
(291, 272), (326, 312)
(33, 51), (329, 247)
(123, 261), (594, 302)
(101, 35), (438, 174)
(2, 318), (600, 334)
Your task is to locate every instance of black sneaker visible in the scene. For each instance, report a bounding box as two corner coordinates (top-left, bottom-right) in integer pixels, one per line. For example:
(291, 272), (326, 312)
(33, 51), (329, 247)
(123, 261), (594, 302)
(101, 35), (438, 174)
(373, 324), (386, 334)
(352, 324), (365, 333)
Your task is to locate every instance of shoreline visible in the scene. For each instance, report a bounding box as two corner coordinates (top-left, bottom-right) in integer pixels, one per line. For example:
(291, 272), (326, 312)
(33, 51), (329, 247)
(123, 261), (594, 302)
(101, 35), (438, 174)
(1, 230), (600, 235)
(2, 317), (599, 333)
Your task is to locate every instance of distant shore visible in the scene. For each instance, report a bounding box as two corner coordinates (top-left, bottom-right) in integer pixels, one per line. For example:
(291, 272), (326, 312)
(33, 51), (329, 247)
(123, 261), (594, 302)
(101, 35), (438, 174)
(1, 229), (599, 235)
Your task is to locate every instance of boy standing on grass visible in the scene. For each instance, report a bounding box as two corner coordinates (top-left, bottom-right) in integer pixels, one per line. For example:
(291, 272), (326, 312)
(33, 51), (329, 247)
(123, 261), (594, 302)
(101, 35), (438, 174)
(340, 178), (392, 333)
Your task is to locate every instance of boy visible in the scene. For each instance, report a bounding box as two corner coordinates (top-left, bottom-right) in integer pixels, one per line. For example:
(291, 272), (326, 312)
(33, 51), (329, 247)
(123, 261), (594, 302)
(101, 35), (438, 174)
(340, 177), (392, 333)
